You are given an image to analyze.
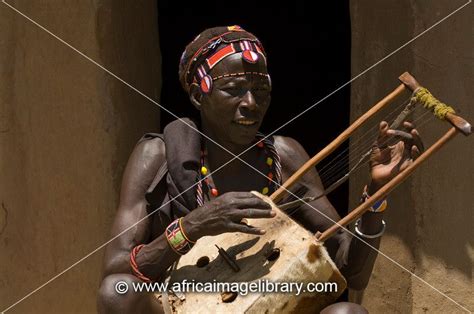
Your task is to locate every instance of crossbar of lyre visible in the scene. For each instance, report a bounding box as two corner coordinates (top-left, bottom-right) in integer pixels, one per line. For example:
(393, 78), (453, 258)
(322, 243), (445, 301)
(270, 83), (407, 204)
(399, 72), (471, 135)
(315, 127), (458, 242)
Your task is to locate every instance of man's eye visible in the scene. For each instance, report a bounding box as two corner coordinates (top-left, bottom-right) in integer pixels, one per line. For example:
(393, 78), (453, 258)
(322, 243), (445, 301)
(225, 87), (240, 92)
(220, 86), (270, 97)
(222, 87), (244, 95)
(253, 88), (270, 95)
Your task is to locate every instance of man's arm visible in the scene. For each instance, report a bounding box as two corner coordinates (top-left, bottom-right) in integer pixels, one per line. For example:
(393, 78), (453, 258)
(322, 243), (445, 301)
(275, 136), (383, 290)
(103, 135), (281, 281)
(102, 137), (180, 280)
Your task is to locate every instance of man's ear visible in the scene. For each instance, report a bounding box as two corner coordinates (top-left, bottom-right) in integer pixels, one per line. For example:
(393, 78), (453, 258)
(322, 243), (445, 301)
(189, 84), (203, 111)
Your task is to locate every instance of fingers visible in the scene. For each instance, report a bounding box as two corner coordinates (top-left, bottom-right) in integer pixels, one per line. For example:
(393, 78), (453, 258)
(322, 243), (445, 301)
(399, 121), (424, 154)
(386, 129), (413, 141)
(379, 121), (389, 133)
(403, 121), (415, 130)
(411, 145), (421, 160)
(229, 222), (266, 235)
(410, 128), (424, 153)
(227, 191), (263, 200)
(373, 121), (394, 152)
(370, 119), (424, 175)
(226, 194), (272, 210)
(375, 121), (390, 147)
(233, 208), (276, 219)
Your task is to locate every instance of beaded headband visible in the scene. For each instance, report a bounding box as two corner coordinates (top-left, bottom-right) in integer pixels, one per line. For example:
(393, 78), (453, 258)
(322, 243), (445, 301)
(184, 26), (268, 94)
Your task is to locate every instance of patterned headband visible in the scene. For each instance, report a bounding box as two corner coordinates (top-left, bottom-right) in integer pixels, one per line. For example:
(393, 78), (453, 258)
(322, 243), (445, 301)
(184, 26), (268, 94)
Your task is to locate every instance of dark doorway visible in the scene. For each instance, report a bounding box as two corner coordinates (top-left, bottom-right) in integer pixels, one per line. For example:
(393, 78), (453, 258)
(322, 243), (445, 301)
(157, 1), (351, 217)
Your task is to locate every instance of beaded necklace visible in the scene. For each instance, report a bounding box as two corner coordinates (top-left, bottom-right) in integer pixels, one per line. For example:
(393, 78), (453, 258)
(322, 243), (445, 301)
(196, 133), (282, 207)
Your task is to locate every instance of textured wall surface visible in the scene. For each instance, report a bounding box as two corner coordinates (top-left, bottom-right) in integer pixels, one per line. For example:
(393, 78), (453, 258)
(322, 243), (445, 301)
(349, 1), (472, 313)
(0, 1), (160, 312)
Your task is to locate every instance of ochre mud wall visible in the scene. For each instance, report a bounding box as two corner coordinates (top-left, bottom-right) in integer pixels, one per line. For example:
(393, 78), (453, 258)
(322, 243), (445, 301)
(349, 1), (472, 313)
(0, 1), (160, 312)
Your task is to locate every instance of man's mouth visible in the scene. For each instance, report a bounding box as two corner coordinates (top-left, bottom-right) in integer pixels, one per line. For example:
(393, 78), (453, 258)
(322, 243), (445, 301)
(234, 119), (258, 126)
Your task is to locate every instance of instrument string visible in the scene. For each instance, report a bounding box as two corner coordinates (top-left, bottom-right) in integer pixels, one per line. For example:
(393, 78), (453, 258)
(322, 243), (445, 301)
(318, 95), (431, 180)
(316, 95), (416, 181)
(284, 110), (436, 218)
(319, 108), (434, 186)
(316, 95), (413, 177)
(324, 117), (435, 192)
(320, 109), (435, 188)
(319, 98), (415, 178)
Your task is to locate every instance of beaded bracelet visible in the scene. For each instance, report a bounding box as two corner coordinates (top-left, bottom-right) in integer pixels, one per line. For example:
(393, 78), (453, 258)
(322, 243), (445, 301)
(165, 218), (195, 255)
(130, 244), (153, 282)
(178, 218), (196, 244)
(361, 185), (387, 213)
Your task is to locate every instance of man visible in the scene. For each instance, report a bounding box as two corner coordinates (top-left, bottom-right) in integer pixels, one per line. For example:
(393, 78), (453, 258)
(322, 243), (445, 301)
(97, 26), (423, 313)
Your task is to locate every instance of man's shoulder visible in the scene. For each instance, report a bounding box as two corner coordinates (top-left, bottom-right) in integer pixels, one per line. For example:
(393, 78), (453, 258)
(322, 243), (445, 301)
(273, 135), (311, 172)
(274, 135), (308, 158)
(133, 134), (166, 168)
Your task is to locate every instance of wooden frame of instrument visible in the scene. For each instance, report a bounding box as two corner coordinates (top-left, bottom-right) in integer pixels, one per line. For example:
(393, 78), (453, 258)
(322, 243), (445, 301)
(268, 72), (471, 243)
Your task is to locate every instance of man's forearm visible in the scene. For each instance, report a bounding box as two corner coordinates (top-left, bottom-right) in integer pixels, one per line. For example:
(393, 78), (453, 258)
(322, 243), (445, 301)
(134, 233), (181, 281)
(343, 181), (386, 290)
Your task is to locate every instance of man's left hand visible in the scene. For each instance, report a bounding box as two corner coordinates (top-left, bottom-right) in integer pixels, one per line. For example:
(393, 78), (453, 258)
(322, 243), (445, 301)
(369, 120), (424, 190)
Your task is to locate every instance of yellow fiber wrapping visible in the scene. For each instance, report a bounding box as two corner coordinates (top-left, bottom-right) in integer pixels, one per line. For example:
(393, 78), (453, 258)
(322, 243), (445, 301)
(412, 87), (455, 120)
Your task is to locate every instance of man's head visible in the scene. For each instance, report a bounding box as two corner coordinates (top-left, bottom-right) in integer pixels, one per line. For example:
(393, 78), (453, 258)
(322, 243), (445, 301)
(179, 26), (272, 146)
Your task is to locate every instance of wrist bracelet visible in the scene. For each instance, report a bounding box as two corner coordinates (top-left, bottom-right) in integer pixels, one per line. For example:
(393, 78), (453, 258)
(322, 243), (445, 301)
(361, 185), (387, 213)
(354, 218), (386, 239)
(130, 244), (153, 282)
(165, 218), (194, 255)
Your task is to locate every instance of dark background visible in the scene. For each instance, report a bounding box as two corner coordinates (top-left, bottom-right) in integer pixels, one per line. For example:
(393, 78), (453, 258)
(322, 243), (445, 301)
(157, 0), (351, 218)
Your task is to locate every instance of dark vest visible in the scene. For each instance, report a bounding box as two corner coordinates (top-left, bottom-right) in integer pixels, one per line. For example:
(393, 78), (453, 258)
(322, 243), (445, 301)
(138, 118), (281, 241)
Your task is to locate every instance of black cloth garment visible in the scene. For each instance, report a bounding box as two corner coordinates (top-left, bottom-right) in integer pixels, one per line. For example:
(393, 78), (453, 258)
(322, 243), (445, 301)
(138, 118), (201, 239)
(140, 117), (281, 241)
(163, 118), (201, 217)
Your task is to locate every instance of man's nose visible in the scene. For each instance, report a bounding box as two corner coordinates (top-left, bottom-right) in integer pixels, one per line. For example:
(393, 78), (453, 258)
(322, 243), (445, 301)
(239, 90), (257, 111)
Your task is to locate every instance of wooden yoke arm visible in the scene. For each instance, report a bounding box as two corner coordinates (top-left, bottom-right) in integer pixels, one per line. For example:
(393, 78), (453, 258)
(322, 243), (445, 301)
(316, 72), (471, 242)
(267, 71), (470, 242)
(316, 127), (459, 242)
(270, 82), (407, 204)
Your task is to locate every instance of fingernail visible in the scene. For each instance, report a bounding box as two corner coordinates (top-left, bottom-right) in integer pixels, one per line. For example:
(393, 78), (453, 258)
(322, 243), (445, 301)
(260, 229), (266, 234)
(270, 210), (276, 216)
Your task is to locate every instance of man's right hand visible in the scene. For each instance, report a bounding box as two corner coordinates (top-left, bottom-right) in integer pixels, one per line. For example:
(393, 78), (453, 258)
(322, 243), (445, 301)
(181, 191), (276, 241)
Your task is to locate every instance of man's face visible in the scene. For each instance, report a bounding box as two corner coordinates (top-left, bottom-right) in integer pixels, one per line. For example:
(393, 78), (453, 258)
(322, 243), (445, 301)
(199, 53), (271, 146)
